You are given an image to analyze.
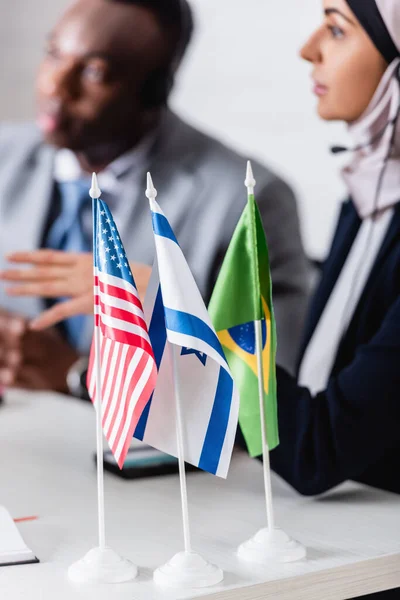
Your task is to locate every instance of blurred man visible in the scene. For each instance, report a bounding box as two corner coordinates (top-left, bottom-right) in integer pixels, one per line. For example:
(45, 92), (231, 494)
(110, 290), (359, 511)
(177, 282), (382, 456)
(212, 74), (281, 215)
(0, 0), (310, 395)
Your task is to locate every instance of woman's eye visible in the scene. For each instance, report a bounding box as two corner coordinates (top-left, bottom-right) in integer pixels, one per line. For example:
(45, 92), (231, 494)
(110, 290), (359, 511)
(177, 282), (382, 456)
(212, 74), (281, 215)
(328, 25), (345, 39)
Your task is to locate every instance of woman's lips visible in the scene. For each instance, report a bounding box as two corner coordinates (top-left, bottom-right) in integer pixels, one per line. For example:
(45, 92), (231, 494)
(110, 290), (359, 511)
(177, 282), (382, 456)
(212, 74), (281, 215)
(312, 82), (329, 97)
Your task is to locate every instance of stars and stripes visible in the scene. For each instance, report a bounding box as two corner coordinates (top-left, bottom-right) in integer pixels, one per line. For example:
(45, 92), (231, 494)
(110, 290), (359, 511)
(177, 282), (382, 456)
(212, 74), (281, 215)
(87, 197), (157, 468)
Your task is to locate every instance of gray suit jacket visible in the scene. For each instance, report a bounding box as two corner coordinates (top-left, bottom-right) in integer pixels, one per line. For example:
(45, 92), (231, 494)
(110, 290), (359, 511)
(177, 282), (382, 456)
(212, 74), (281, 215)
(0, 110), (310, 372)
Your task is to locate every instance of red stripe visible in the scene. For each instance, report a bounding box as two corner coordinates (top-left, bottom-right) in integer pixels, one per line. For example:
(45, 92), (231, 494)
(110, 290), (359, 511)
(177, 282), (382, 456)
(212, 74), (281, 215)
(99, 339), (118, 425)
(98, 298), (147, 332)
(98, 279), (142, 310)
(102, 343), (124, 428)
(110, 350), (150, 462)
(14, 516), (38, 523)
(99, 320), (154, 359)
(106, 346), (135, 439)
(115, 361), (157, 468)
(87, 268), (156, 470)
(110, 348), (145, 456)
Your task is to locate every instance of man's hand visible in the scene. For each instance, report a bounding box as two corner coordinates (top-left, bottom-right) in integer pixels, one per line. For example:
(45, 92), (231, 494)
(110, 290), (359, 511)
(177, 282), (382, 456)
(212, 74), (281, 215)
(1, 250), (93, 298)
(0, 310), (25, 387)
(0, 308), (78, 393)
(0, 250), (152, 330)
(31, 293), (93, 332)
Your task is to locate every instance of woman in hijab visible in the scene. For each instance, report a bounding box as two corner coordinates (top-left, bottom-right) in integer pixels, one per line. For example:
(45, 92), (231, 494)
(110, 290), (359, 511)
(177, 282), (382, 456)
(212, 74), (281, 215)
(2, 0), (400, 501)
(273, 5), (400, 594)
(268, 0), (400, 498)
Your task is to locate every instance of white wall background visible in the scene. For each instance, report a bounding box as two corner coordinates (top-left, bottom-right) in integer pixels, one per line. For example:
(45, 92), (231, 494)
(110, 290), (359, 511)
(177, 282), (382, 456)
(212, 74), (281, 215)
(0, 0), (351, 258)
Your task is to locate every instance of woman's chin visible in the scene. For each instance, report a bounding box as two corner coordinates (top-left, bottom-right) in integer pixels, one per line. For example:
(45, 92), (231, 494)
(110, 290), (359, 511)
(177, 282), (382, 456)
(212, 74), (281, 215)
(316, 99), (361, 123)
(316, 101), (340, 122)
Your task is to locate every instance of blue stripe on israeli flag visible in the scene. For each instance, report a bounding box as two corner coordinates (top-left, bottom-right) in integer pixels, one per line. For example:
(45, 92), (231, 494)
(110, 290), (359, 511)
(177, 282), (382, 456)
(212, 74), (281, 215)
(198, 367), (234, 475)
(151, 211), (179, 245)
(164, 307), (227, 364)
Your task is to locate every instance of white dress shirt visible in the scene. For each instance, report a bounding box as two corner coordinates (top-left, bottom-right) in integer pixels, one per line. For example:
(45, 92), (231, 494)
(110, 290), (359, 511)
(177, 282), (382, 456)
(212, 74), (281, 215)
(54, 135), (154, 192)
(53, 136), (154, 238)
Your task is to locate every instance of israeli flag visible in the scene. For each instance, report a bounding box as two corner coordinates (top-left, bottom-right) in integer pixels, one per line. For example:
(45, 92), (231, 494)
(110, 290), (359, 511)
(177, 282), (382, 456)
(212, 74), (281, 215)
(133, 187), (239, 478)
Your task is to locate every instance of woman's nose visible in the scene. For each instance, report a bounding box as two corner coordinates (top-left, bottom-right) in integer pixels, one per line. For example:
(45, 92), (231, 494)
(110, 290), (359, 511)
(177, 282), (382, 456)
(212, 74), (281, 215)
(300, 29), (323, 64)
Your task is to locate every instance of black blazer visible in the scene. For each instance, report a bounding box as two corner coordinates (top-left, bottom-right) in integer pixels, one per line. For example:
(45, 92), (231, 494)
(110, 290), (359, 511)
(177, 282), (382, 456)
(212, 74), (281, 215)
(270, 200), (400, 495)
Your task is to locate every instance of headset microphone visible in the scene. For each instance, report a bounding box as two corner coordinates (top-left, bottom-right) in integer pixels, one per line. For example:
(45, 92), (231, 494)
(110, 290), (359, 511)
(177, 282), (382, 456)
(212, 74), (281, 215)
(330, 145), (352, 154)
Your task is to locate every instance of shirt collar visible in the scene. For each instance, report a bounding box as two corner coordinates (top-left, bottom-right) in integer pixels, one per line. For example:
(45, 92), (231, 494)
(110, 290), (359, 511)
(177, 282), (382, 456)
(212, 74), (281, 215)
(53, 133), (155, 194)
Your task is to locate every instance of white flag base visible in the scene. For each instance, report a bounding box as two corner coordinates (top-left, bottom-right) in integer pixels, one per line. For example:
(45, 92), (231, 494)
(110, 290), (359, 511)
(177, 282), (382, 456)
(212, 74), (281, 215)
(238, 528), (306, 564)
(68, 547), (137, 584)
(154, 551), (223, 589)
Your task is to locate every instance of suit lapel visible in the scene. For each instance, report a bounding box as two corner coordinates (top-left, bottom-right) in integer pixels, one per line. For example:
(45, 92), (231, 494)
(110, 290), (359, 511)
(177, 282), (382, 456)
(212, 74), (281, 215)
(1, 144), (55, 255)
(0, 142), (55, 318)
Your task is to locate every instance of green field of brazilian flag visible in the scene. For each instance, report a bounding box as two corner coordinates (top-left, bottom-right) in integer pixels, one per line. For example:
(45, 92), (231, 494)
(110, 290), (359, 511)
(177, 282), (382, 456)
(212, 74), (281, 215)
(209, 189), (279, 458)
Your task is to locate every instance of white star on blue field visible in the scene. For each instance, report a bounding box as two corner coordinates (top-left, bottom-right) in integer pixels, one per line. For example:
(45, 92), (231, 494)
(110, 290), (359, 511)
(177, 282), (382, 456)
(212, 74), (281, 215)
(95, 200), (133, 283)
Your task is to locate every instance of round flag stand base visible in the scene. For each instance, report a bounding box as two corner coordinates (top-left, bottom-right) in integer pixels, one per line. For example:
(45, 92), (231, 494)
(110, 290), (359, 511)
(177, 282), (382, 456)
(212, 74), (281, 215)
(238, 528), (306, 564)
(68, 547), (137, 584)
(154, 551), (223, 589)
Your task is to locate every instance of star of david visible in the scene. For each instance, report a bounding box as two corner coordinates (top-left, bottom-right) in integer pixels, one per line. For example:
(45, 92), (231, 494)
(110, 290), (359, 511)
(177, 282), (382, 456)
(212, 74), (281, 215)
(180, 347), (207, 366)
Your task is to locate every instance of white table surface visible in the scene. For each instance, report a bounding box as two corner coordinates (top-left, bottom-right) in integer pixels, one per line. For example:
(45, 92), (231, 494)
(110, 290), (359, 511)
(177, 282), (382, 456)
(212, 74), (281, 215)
(0, 390), (399, 600)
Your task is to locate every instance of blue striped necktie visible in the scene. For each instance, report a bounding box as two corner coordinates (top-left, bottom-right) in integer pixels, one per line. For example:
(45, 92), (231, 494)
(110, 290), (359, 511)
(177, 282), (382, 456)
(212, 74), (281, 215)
(46, 180), (92, 348)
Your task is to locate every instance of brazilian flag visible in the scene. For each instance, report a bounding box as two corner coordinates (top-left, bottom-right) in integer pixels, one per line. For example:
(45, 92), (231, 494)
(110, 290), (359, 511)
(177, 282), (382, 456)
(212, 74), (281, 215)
(208, 184), (279, 458)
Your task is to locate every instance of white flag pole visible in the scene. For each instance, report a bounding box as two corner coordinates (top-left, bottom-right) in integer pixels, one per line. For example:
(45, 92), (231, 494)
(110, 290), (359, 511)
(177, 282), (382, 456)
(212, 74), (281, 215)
(254, 319), (275, 531)
(245, 162), (275, 532)
(147, 173), (223, 588)
(238, 162), (306, 565)
(94, 326), (106, 549)
(171, 343), (192, 553)
(145, 173), (192, 553)
(89, 173), (106, 550)
(67, 174), (137, 583)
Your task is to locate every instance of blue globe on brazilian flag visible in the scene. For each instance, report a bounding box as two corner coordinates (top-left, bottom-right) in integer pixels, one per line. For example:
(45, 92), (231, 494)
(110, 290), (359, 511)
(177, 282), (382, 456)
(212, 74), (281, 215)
(208, 189), (279, 458)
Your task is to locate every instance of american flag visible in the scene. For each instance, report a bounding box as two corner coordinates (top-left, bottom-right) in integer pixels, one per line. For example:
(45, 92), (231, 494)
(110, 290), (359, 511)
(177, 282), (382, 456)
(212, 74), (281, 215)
(87, 197), (157, 468)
